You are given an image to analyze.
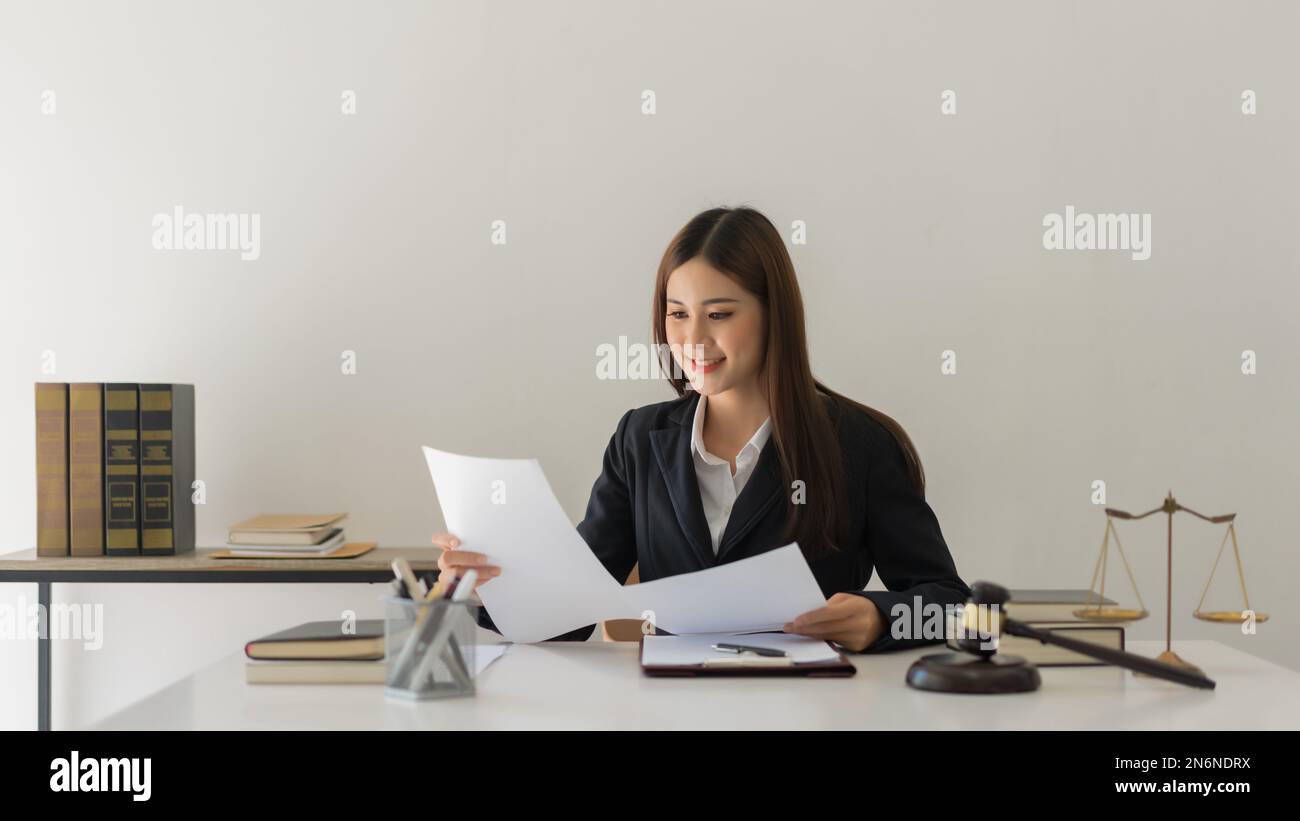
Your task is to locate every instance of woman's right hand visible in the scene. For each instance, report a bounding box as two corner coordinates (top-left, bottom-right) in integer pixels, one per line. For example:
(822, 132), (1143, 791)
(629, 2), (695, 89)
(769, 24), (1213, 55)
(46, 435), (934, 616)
(431, 532), (501, 589)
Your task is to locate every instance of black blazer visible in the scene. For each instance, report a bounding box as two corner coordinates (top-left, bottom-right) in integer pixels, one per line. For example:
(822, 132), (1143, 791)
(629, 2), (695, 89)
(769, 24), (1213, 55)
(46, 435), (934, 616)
(478, 392), (971, 651)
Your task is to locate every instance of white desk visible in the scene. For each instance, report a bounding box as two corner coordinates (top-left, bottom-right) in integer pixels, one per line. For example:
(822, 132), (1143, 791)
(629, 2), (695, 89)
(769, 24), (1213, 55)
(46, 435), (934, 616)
(90, 639), (1300, 730)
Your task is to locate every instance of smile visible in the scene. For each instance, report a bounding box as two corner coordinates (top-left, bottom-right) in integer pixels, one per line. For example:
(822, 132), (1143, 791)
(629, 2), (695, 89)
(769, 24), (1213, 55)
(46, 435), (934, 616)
(690, 356), (726, 374)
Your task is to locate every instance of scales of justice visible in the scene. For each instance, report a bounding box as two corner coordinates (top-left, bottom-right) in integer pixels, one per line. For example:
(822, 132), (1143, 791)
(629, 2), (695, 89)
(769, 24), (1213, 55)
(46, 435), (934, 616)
(1077, 490), (1268, 676)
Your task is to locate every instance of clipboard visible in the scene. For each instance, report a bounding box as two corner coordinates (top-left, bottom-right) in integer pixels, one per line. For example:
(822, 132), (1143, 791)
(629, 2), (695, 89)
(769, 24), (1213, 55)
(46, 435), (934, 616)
(639, 635), (857, 678)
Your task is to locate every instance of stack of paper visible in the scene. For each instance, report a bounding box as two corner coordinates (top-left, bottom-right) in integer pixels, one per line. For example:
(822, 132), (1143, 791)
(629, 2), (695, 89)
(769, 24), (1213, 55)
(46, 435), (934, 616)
(641, 633), (842, 666)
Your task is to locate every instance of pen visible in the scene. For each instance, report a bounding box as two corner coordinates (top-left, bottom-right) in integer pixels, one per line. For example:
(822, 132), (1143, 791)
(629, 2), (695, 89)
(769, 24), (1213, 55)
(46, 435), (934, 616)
(441, 571), (477, 689)
(712, 642), (788, 658)
(387, 564), (441, 679)
(424, 576), (447, 602)
(418, 571), (437, 597)
(442, 574), (461, 600)
(391, 558), (424, 600)
(451, 570), (476, 602)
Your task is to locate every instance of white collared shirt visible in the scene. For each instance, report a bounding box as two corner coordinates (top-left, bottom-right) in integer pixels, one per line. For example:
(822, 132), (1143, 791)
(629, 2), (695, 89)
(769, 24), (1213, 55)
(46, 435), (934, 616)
(690, 395), (773, 554)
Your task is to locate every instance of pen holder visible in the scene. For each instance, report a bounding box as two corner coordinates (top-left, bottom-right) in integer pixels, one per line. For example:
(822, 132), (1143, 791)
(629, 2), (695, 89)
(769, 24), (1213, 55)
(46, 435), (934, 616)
(384, 597), (477, 700)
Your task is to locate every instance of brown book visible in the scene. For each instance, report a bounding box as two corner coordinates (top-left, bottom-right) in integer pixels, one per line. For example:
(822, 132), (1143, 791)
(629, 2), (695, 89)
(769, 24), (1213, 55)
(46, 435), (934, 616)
(139, 384), (195, 555)
(35, 383), (69, 556)
(68, 384), (104, 556)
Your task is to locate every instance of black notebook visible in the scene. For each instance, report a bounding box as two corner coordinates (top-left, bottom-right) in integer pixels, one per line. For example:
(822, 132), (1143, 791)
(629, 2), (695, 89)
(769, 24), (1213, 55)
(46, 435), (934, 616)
(245, 619), (386, 661)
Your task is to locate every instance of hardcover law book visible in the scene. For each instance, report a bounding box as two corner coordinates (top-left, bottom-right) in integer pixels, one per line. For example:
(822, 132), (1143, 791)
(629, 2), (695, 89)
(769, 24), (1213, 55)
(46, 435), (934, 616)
(35, 383), (69, 557)
(1003, 589), (1119, 623)
(103, 384), (140, 555)
(139, 384), (195, 555)
(947, 623), (1127, 667)
(68, 384), (104, 556)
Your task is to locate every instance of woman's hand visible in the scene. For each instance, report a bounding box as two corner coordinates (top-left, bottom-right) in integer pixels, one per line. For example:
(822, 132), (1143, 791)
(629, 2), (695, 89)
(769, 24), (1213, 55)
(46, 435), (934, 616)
(431, 532), (501, 590)
(784, 593), (885, 652)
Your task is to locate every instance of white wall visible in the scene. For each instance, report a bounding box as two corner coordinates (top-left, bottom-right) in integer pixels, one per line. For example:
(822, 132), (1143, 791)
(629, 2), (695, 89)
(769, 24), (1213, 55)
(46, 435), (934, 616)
(2, 0), (1297, 729)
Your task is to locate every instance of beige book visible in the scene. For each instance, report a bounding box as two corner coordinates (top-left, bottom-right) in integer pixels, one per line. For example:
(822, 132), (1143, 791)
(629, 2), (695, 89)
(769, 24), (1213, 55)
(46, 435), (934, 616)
(948, 622), (1125, 667)
(230, 513), (347, 531)
(228, 513), (348, 544)
(246, 660), (385, 684)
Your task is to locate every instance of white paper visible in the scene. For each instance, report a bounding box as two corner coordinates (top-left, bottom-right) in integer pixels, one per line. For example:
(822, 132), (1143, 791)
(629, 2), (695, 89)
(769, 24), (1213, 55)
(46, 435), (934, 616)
(423, 447), (828, 643)
(626, 545), (828, 636)
(641, 633), (842, 666)
(424, 448), (629, 642)
(474, 644), (509, 675)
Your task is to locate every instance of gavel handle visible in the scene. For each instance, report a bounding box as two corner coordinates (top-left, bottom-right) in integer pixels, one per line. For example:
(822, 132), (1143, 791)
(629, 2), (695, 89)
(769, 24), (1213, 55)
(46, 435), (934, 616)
(1003, 619), (1216, 690)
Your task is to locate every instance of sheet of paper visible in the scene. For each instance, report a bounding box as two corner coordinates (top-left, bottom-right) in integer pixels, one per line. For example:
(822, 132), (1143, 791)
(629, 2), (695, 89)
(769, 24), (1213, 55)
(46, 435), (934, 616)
(423, 447), (828, 643)
(626, 545), (827, 636)
(474, 644), (509, 675)
(641, 633), (842, 666)
(424, 447), (627, 643)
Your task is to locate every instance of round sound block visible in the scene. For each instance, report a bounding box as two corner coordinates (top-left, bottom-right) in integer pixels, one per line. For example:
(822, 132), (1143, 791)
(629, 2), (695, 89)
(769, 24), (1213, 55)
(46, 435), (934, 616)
(906, 652), (1042, 694)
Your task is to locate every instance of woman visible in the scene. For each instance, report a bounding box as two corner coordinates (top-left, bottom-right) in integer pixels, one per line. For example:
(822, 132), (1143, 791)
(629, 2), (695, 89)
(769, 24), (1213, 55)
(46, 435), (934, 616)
(434, 206), (970, 652)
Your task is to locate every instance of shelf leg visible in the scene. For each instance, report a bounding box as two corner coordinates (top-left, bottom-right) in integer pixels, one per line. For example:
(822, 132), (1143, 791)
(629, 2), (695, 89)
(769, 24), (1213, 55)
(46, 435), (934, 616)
(38, 580), (50, 732)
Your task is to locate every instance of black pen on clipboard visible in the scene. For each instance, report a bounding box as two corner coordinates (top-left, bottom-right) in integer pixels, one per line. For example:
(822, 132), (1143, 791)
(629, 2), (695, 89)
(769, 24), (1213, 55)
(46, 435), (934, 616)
(711, 642), (788, 658)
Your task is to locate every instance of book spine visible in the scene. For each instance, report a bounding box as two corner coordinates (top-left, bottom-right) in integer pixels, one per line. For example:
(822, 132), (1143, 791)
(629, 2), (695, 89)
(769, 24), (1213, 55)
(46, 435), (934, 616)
(140, 384), (195, 554)
(35, 383), (69, 557)
(139, 384), (175, 555)
(1010, 627), (1125, 667)
(68, 383), (104, 556)
(171, 384), (195, 553)
(104, 384), (140, 555)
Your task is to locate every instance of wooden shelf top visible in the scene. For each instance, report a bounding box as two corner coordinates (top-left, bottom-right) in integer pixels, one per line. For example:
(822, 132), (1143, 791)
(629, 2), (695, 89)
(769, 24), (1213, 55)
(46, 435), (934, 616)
(0, 547), (441, 583)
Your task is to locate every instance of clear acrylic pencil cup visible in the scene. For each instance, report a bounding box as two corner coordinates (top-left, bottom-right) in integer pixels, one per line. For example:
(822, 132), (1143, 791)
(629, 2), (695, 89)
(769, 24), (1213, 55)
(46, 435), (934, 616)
(384, 597), (477, 700)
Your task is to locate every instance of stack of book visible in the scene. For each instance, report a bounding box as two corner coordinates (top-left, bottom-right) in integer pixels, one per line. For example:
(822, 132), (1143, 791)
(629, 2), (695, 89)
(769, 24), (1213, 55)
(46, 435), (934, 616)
(35, 383), (195, 557)
(949, 589), (1133, 667)
(225, 513), (349, 557)
(244, 619), (386, 683)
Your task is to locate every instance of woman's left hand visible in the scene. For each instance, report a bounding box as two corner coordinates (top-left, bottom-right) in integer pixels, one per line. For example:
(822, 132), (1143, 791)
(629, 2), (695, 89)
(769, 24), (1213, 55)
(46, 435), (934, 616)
(784, 593), (885, 652)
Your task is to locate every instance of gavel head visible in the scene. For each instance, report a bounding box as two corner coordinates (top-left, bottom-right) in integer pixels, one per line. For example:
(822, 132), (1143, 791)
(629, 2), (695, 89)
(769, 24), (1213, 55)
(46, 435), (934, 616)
(951, 581), (1011, 658)
(970, 581), (1011, 607)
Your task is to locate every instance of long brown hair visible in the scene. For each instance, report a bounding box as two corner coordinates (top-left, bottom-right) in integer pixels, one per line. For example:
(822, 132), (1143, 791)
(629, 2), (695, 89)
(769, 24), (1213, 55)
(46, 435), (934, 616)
(652, 206), (926, 559)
